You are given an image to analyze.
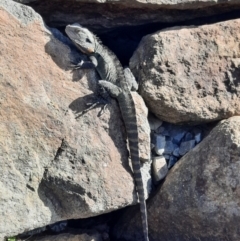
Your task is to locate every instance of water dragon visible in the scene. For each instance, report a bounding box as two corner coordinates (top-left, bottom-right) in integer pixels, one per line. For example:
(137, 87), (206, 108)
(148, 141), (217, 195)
(65, 23), (149, 241)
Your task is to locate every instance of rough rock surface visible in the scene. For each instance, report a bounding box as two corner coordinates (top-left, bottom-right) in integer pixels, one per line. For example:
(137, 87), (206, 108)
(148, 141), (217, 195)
(130, 19), (240, 124)
(0, 1), (150, 240)
(132, 92), (151, 162)
(114, 116), (240, 241)
(14, 0), (240, 7)
(13, 0), (240, 33)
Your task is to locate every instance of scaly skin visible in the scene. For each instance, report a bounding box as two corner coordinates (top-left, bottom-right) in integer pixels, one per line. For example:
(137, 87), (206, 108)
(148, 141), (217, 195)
(65, 23), (149, 241)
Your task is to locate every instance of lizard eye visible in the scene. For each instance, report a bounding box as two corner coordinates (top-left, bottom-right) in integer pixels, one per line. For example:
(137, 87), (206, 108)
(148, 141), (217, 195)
(86, 38), (92, 43)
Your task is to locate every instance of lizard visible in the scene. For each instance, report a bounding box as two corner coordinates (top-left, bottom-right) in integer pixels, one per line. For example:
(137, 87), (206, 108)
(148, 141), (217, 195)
(65, 23), (149, 241)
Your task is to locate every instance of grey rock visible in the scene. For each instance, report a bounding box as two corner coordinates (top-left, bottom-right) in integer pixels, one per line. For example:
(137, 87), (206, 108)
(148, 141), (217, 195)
(163, 141), (174, 155)
(130, 19), (240, 124)
(114, 116), (240, 241)
(134, 160), (152, 200)
(159, 128), (170, 136)
(163, 154), (170, 160)
(2, 0), (42, 25)
(172, 130), (186, 144)
(184, 132), (194, 141)
(194, 132), (202, 143)
(157, 126), (165, 134)
(148, 114), (163, 131)
(168, 156), (178, 169)
(131, 92), (151, 162)
(154, 134), (166, 155)
(179, 140), (196, 156)
(173, 147), (180, 157)
(164, 124), (187, 144)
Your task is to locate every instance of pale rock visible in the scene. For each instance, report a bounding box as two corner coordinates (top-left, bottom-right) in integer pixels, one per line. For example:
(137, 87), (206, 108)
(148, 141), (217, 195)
(131, 92), (151, 162)
(154, 134), (166, 155)
(0, 1), (150, 239)
(114, 116), (240, 241)
(130, 19), (240, 124)
(152, 156), (168, 182)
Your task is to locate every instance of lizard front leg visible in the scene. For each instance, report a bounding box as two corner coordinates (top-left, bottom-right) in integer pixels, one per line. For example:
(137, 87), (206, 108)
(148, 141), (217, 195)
(77, 80), (121, 118)
(73, 56), (112, 118)
(98, 80), (121, 98)
(70, 55), (98, 69)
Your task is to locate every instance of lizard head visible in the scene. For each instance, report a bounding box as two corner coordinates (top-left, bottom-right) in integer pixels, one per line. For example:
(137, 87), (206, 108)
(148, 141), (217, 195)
(65, 23), (96, 55)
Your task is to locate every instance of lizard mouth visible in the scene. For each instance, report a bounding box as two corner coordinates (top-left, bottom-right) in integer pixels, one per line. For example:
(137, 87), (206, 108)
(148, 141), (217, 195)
(76, 44), (94, 54)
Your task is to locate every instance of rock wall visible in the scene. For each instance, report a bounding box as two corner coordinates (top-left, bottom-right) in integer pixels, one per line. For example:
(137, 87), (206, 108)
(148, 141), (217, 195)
(0, 0), (150, 239)
(115, 117), (240, 241)
(130, 19), (240, 124)
(1, 0), (240, 241)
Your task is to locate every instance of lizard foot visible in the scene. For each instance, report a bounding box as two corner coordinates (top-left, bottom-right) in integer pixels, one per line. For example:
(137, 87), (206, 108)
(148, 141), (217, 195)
(69, 60), (84, 70)
(97, 103), (108, 117)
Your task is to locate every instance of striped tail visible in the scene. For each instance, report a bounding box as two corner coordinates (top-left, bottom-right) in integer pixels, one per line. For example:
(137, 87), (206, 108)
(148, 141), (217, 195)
(118, 92), (149, 241)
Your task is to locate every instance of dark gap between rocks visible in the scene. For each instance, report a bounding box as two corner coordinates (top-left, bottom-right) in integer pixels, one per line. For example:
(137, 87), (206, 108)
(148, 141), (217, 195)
(55, 9), (240, 65)
(18, 209), (126, 240)
(98, 9), (240, 65)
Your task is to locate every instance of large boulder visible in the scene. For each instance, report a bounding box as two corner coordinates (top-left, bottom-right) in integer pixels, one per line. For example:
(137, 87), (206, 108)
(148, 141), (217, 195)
(114, 116), (240, 241)
(13, 0), (240, 33)
(13, 0), (240, 7)
(0, 1), (150, 240)
(130, 19), (240, 124)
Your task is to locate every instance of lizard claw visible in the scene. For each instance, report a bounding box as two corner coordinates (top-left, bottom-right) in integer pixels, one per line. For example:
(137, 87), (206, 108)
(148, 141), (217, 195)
(98, 104), (108, 117)
(69, 60), (83, 70)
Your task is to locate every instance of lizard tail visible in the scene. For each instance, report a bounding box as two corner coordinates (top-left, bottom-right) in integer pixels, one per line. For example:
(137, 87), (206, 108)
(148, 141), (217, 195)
(129, 138), (149, 241)
(118, 92), (149, 241)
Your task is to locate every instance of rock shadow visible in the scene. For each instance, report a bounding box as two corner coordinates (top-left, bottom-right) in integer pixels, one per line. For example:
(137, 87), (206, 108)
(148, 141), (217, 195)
(44, 25), (88, 82)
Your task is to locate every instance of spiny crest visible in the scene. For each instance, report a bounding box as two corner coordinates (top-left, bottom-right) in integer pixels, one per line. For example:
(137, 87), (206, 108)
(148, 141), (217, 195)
(97, 38), (128, 90)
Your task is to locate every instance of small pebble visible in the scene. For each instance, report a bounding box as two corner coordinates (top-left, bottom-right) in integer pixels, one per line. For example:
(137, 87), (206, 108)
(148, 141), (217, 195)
(184, 132), (194, 141)
(168, 156), (178, 169)
(195, 132), (202, 143)
(163, 141), (175, 155)
(179, 140), (195, 156)
(152, 156), (168, 182)
(173, 147), (180, 157)
(172, 130), (186, 144)
(154, 134), (166, 155)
